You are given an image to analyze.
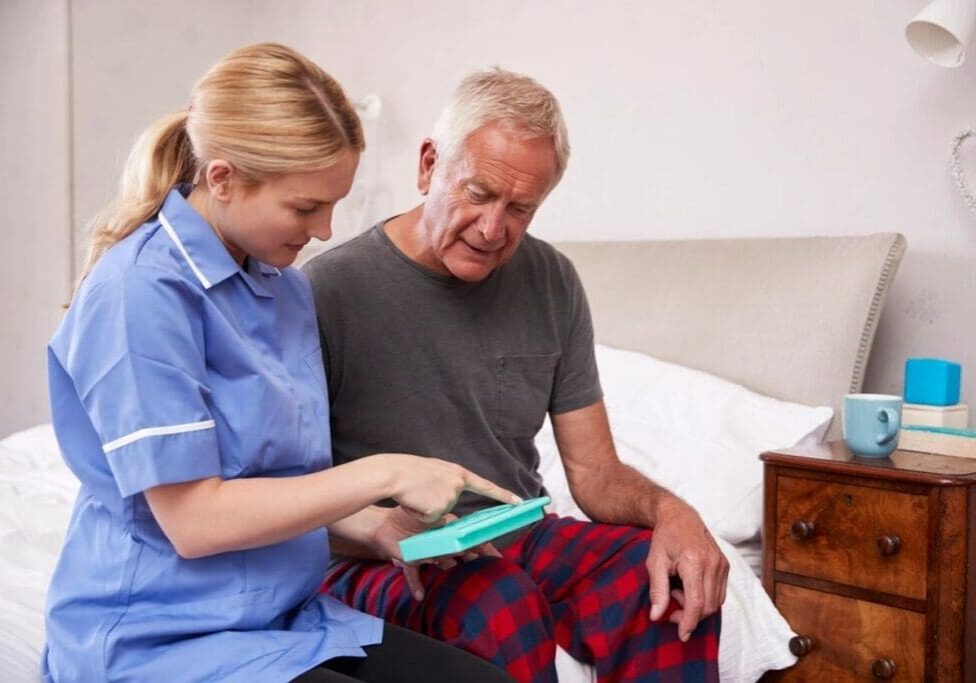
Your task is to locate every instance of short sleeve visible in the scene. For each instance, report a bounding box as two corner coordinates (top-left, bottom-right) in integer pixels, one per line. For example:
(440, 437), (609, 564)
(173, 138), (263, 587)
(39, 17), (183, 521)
(58, 267), (222, 497)
(549, 256), (603, 415)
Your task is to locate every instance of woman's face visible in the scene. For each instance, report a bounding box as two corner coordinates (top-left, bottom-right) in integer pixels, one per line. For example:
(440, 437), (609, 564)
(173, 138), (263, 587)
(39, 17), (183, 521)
(207, 151), (359, 268)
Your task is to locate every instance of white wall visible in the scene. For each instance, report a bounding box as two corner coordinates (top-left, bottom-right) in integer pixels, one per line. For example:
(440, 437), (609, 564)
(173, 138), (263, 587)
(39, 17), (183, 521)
(71, 0), (256, 263)
(0, 0), (257, 436)
(4, 0), (976, 434)
(252, 0), (976, 414)
(1, 0), (71, 436)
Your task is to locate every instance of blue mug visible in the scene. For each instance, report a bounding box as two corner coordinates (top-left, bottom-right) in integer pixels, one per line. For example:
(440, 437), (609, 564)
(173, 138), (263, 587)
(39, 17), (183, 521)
(843, 394), (903, 458)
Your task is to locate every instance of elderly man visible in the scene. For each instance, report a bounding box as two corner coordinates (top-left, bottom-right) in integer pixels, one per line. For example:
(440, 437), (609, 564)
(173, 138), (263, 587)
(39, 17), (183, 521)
(303, 69), (727, 683)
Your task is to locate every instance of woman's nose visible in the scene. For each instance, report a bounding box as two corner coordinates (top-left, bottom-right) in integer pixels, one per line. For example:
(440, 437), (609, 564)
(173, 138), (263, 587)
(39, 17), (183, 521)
(307, 213), (333, 241)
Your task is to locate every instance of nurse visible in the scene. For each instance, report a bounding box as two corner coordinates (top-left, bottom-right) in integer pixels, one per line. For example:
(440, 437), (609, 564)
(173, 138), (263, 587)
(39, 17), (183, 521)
(44, 43), (518, 683)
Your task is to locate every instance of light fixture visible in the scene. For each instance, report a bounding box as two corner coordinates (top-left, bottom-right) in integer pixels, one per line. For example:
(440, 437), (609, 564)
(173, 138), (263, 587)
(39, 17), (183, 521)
(906, 0), (976, 67)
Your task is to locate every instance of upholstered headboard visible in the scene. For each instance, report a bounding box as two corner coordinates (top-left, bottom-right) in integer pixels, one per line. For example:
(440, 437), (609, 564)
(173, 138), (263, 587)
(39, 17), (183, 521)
(554, 233), (906, 439)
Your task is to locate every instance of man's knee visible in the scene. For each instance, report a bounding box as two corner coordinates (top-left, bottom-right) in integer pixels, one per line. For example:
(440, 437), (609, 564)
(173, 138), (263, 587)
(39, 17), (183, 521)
(427, 556), (553, 638)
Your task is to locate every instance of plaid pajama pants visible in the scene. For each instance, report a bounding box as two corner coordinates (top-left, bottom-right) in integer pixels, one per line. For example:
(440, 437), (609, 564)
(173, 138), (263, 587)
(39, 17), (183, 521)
(321, 515), (721, 683)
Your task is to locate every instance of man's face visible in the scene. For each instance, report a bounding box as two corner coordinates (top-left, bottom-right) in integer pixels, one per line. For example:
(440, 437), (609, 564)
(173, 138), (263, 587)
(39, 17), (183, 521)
(416, 124), (558, 282)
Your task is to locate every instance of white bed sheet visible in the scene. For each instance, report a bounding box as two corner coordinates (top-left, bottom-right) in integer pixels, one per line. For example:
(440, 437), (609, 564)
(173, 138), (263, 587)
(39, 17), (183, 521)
(731, 538), (762, 578)
(0, 423), (795, 682)
(0, 424), (77, 682)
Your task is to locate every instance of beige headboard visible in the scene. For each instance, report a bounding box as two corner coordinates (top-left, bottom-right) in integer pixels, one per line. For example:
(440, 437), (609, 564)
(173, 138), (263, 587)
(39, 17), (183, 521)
(554, 233), (906, 439)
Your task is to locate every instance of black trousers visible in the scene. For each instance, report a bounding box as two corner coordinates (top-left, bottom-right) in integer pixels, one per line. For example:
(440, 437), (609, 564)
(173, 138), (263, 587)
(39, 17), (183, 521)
(292, 623), (516, 683)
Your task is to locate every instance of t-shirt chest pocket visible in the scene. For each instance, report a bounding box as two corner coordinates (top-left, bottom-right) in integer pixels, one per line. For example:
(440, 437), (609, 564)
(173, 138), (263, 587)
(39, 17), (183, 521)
(493, 353), (560, 438)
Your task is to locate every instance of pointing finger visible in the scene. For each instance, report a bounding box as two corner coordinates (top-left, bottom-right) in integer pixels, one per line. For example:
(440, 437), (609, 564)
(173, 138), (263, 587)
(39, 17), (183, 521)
(462, 472), (522, 505)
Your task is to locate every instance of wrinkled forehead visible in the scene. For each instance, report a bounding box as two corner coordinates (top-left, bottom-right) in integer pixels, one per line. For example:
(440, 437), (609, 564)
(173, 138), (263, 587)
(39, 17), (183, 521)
(444, 124), (557, 188)
(461, 120), (556, 157)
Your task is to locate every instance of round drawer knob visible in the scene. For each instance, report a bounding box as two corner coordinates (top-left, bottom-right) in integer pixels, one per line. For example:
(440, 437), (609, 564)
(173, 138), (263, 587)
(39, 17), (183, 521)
(788, 635), (813, 656)
(876, 534), (901, 556)
(790, 520), (815, 540)
(872, 657), (896, 679)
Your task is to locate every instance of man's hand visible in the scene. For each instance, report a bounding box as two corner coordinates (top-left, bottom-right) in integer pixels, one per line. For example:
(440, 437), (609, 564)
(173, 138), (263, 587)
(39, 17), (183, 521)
(645, 496), (729, 642)
(551, 401), (729, 639)
(370, 506), (501, 601)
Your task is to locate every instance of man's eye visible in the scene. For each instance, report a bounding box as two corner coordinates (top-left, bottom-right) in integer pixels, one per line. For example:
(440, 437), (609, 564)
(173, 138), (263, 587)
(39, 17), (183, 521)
(296, 207), (318, 216)
(468, 190), (489, 203)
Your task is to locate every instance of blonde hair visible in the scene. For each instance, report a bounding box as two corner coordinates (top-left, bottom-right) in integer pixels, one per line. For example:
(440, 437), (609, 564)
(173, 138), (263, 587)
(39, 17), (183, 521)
(430, 67), (569, 183)
(76, 42), (363, 291)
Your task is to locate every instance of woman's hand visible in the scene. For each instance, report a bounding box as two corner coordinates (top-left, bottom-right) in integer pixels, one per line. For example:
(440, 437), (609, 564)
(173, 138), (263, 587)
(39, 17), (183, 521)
(371, 505), (501, 601)
(143, 452), (518, 560)
(378, 454), (521, 523)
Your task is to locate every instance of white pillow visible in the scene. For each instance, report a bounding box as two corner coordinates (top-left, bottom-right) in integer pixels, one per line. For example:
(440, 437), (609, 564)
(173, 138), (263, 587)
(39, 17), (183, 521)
(539, 344), (832, 544)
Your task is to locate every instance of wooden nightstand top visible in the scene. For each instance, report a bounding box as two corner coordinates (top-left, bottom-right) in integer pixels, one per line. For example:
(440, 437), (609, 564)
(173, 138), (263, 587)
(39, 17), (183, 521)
(760, 440), (976, 486)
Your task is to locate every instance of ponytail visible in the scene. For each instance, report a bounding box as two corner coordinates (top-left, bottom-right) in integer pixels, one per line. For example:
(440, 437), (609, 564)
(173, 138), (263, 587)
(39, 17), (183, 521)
(73, 43), (364, 300)
(74, 111), (195, 295)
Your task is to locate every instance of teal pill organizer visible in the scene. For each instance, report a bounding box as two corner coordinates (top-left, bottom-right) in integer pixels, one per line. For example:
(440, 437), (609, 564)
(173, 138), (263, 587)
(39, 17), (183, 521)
(398, 496), (550, 562)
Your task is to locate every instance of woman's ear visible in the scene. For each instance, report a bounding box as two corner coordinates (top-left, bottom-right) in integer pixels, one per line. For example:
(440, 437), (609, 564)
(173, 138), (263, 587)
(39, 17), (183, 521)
(417, 139), (437, 196)
(204, 160), (236, 201)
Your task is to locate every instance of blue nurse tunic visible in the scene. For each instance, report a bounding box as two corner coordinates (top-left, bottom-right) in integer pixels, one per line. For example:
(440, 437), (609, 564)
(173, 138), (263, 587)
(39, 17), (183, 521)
(43, 186), (382, 682)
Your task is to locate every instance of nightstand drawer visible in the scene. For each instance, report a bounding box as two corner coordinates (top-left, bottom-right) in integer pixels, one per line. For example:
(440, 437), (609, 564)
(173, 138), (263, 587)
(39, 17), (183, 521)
(774, 475), (928, 599)
(774, 583), (925, 681)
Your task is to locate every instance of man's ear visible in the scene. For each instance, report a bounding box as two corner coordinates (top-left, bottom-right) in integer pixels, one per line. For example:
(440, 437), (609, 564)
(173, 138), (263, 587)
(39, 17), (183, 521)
(204, 160), (236, 201)
(417, 139), (437, 196)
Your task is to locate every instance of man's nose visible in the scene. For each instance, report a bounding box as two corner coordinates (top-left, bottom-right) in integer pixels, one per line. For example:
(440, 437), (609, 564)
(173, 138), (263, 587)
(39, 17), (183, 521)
(479, 205), (506, 243)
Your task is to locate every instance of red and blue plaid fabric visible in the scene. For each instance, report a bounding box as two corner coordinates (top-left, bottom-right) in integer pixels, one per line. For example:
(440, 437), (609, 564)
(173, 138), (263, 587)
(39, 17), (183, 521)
(322, 514), (720, 682)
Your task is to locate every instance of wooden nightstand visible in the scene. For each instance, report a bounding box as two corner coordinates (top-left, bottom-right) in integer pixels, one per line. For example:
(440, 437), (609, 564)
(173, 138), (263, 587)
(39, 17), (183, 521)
(760, 441), (976, 681)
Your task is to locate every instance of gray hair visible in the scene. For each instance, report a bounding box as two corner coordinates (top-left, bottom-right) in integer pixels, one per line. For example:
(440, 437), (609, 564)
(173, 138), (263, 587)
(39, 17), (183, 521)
(430, 68), (570, 184)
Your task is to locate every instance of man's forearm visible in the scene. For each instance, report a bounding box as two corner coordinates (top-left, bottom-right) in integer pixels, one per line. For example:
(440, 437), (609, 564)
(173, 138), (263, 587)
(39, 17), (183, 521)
(571, 458), (685, 530)
(553, 400), (691, 530)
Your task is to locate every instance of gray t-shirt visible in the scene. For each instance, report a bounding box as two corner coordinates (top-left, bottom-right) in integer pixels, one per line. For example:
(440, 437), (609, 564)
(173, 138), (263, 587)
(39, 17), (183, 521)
(302, 223), (602, 518)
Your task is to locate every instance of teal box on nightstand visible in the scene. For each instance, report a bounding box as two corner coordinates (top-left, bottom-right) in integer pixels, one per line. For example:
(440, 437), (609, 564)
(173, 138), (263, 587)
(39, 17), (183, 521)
(904, 358), (961, 406)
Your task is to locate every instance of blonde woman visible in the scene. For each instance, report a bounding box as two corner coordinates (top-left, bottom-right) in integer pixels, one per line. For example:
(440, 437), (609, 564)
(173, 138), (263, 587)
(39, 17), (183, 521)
(43, 43), (517, 683)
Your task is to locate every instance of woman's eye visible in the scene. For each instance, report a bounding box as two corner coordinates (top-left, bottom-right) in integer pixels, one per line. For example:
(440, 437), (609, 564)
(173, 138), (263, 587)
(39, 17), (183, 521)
(295, 207), (318, 216)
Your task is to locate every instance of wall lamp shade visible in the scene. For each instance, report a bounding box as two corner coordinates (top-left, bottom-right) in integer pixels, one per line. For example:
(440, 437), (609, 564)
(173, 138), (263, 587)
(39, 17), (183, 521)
(906, 0), (976, 67)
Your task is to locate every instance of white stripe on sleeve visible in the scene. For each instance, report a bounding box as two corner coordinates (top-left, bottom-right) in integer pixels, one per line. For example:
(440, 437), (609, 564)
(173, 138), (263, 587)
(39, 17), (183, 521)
(102, 419), (216, 454)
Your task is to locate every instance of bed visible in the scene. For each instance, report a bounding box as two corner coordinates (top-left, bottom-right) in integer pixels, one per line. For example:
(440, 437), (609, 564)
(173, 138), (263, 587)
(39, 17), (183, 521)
(0, 232), (906, 682)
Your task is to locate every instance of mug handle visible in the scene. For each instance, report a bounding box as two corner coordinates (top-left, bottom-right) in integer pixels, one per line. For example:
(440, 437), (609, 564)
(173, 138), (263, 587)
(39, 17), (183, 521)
(876, 407), (901, 445)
